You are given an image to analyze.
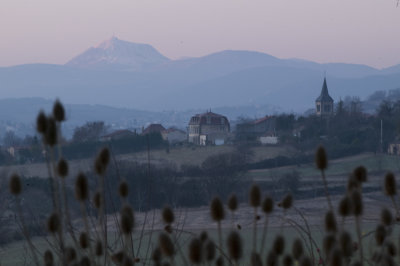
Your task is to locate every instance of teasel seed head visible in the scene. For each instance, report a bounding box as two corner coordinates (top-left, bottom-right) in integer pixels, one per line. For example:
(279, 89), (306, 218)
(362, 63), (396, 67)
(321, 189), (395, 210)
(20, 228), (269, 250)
(353, 166), (367, 183)
(249, 184), (261, 207)
(57, 158), (69, 178)
(228, 194), (238, 211)
(226, 231), (243, 261)
(164, 225), (173, 234)
(9, 173), (22, 195)
(292, 238), (304, 260)
(384, 172), (397, 196)
(323, 234), (337, 257)
(315, 146), (327, 170)
(386, 241), (396, 256)
(330, 248), (343, 266)
(95, 240), (103, 256)
(283, 254), (293, 266)
(80, 256), (90, 266)
(65, 247), (77, 264)
(119, 181), (129, 198)
(93, 191), (102, 209)
(200, 231), (208, 242)
(95, 147), (110, 175)
(381, 208), (393, 226)
(79, 232), (89, 249)
(375, 224), (386, 246)
(162, 206), (175, 224)
(273, 235), (285, 255)
(159, 233), (175, 257)
(281, 193), (293, 209)
(188, 238), (203, 264)
(339, 231), (353, 257)
(52, 99), (65, 122)
(347, 175), (360, 192)
(338, 196), (352, 217)
(151, 247), (162, 262)
(266, 251), (278, 266)
(324, 210), (337, 233)
(216, 256), (224, 266)
(44, 116), (57, 146)
(350, 190), (363, 216)
(121, 205), (135, 234)
(299, 256), (312, 266)
(47, 213), (60, 234)
(75, 172), (88, 201)
(262, 196), (274, 214)
(251, 252), (263, 266)
(44, 250), (53, 266)
(210, 197), (225, 222)
(111, 251), (125, 264)
(205, 240), (216, 261)
(122, 256), (134, 266)
(36, 111), (47, 134)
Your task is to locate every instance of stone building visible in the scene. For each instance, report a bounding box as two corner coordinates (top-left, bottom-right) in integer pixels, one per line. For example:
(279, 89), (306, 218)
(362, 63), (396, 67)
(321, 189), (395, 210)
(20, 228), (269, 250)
(188, 111), (230, 145)
(316, 78), (334, 116)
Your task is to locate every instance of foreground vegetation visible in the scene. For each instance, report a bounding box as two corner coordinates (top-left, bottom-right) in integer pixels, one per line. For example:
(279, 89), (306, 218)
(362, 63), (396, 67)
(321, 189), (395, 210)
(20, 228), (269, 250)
(3, 100), (400, 266)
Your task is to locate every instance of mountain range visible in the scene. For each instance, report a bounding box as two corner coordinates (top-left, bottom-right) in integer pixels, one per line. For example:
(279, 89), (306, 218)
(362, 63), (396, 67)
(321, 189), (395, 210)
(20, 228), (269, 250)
(0, 36), (399, 129)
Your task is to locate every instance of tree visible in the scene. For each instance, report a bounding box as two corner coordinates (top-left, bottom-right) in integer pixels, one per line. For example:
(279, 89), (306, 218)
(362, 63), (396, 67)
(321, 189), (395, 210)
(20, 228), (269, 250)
(3, 131), (22, 147)
(72, 121), (108, 142)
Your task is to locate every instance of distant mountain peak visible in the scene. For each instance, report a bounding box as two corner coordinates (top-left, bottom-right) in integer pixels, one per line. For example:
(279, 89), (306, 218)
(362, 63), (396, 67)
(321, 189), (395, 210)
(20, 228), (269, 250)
(66, 37), (170, 71)
(95, 36), (119, 49)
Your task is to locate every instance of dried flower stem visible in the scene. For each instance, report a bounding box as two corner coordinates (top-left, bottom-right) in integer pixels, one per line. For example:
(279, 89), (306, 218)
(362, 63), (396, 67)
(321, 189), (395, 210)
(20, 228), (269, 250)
(355, 216), (364, 264)
(16, 198), (40, 266)
(321, 170), (333, 212)
(253, 207), (258, 252)
(259, 214), (269, 255)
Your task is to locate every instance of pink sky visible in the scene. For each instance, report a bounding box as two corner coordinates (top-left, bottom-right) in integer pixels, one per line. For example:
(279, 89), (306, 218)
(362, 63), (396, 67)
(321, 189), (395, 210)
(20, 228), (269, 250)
(0, 0), (399, 68)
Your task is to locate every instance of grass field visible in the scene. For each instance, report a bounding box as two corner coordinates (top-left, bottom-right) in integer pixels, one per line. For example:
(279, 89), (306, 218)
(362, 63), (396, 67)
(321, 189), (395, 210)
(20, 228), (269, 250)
(0, 144), (296, 178)
(249, 152), (400, 181)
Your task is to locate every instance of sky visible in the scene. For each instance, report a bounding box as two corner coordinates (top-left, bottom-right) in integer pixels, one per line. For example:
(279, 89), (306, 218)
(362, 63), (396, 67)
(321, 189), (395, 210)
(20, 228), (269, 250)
(0, 0), (399, 69)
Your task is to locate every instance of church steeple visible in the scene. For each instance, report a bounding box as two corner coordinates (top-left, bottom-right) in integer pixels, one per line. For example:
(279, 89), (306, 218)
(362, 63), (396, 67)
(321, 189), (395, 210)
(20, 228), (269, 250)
(315, 78), (334, 116)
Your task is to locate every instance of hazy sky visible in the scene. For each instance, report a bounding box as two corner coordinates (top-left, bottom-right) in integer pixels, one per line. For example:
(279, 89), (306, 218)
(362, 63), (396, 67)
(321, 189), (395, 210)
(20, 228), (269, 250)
(1, 0), (399, 68)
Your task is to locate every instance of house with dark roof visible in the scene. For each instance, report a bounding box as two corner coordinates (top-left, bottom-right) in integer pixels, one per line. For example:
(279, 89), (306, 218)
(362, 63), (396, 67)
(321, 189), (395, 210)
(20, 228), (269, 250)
(100, 129), (136, 141)
(188, 111), (230, 145)
(316, 78), (334, 116)
(142, 124), (166, 135)
(235, 116), (276, 141)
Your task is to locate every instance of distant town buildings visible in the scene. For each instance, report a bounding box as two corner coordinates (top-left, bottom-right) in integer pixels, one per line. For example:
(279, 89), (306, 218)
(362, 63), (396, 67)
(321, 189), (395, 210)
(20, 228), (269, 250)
(188, 111), (230, 145)
(142, 124), (166, 135)
(100, 129), (136, 141)
(161, 128), (186, 144)
(315, 78), (334, 116)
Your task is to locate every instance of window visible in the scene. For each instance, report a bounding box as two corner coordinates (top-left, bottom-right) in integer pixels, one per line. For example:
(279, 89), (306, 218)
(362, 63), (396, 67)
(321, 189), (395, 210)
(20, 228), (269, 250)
(317, 104), (321, 112)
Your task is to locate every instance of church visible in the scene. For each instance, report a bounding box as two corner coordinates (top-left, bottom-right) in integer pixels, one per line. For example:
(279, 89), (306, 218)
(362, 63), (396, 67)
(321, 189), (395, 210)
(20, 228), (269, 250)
(315, 78), (334, 116)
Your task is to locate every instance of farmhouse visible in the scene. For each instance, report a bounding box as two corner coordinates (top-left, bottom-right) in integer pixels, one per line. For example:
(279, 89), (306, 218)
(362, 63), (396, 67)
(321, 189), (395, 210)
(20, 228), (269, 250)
(188, 111), (230, 145)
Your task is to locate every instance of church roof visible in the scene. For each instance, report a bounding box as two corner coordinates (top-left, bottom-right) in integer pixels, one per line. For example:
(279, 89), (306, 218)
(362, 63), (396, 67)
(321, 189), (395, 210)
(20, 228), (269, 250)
(316, 78), (334, 102)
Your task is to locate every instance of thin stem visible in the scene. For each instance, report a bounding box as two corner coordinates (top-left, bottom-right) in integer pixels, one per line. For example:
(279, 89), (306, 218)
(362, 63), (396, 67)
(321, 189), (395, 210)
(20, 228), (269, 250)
(16, 198), (40, 266)
(253, 207), (258, 252)
(218, 221), (222, 254)
(259, 215), (269, 255)
(321, 170), (333, 212)
(355, 216), (364, 265)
